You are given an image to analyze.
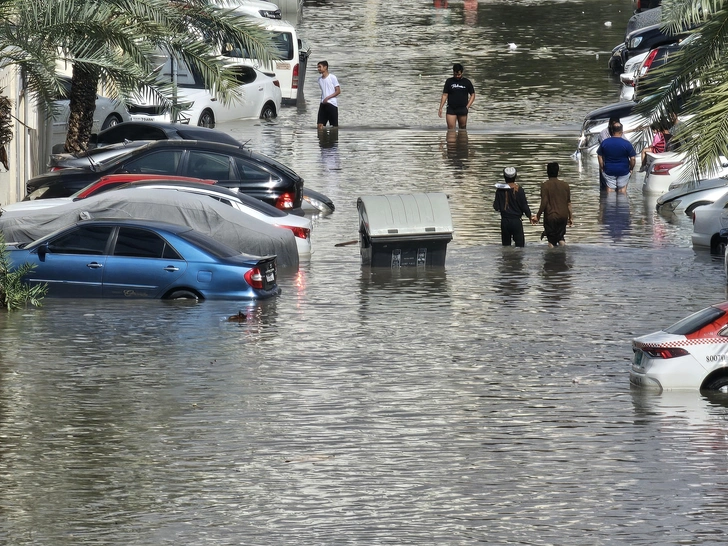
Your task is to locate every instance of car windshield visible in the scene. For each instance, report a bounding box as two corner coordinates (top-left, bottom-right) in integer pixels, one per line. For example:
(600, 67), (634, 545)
(664, 306), (726, 335)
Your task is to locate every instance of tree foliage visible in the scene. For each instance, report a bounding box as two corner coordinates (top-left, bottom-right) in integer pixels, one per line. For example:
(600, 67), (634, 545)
(637, 0), (728, 181)
(0, 0), (277, 152)
(0, 230), (47, 311)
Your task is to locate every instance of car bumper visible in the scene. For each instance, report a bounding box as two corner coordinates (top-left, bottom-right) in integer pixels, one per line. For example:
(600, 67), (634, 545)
(631, 353), (706, 391)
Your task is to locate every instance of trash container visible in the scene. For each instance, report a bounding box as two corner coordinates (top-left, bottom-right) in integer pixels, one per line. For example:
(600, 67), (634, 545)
(357, 193), (454, 267)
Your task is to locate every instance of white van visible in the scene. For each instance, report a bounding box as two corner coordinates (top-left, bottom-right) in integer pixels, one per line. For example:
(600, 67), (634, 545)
(222, 18), (310, 105)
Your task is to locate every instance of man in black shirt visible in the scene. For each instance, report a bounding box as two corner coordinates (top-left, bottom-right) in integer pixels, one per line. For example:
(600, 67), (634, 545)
(438, 63), (475, 129)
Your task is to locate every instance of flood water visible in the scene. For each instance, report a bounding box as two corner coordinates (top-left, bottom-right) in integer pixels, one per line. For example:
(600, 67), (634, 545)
(4, 1), (728, 544)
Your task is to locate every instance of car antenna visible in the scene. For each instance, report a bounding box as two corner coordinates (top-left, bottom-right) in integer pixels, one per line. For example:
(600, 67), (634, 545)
(240, 139), (252, 149)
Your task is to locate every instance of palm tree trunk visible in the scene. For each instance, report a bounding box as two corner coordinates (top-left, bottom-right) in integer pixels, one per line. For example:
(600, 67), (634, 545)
(64, 64), (99, 154)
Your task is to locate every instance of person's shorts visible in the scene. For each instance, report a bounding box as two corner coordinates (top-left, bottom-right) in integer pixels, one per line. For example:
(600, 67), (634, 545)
(446, 106), (469, 116)
(603, 173), (630, 190)
(317, 103), (338, 127)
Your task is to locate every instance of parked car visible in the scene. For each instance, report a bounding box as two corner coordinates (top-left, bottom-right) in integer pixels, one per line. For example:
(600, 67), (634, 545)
(218, 0), (282, 19)
(1, 188), (300, 268)
(631, 301), (728, 392)
(51, 76), (130, 150)
(128, 59), (281, 127)
(691, 190), (728, 252)
(576, 101), (647, 155)
(7, 174), (217, 209)
(643, 150), (728, 194)
(625, 5), (661, 36)
(221, 18), (310, 105)
(110, 181), (313, 258)
(27, 139), (305, 212)
(655, 176), (728, 215)
(619, 51), (648, 102)
(632, 0), (661, 14)
(609, 23), (688, 75)
(5, 218), (279, 300)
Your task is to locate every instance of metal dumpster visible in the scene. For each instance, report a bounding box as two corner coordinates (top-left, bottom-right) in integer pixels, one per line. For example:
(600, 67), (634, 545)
(357, 193), (454, 267)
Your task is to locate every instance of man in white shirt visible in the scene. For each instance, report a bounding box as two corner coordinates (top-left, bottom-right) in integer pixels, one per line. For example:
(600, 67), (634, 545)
(317, 61), (341, 129)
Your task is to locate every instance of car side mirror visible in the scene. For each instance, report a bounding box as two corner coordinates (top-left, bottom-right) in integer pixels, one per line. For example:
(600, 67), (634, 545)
(37, 243), (48, 260)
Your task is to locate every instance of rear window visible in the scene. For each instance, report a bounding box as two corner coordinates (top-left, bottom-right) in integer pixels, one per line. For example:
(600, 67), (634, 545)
(664, 306), (726, 335)
(178, 229), (239, 258)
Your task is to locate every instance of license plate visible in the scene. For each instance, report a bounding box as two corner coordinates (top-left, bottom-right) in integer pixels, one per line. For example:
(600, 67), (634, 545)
(276, 62), (291, 70)
(633, 350), (643, 366)
(130, 116), (155, 122)
(266, 271), (275, 282)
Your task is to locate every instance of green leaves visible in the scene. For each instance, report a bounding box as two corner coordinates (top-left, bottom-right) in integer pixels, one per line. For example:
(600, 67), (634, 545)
(0, 230), (47, 311)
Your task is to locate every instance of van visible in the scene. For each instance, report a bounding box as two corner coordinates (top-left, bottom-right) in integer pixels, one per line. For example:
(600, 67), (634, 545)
(222, 18), (310, 105)
(213, 0), (282, 19)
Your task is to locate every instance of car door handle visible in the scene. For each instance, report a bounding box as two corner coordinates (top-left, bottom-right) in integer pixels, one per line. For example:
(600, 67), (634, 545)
(87, 262), (103, 269)
(164, 266), (180, 272)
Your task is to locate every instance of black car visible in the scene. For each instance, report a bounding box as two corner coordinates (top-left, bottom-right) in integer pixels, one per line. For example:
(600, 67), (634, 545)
(609, 23), (689, 74)
(92, 121), (242, 148)
(28, 140), (304, 212)
(632, 0), (661, 14)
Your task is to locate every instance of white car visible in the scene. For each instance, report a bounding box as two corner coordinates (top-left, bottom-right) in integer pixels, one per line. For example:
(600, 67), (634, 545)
(52, 76), (130, 149)
(655, 176), (728, 215)
(690, 190), (728, 251)
(643, 151), (728, 194)
(619, 51), (648, 102)
(631, 301), (728, 392)
(576, 101), (647, 156)
(128, 60), (282, 127)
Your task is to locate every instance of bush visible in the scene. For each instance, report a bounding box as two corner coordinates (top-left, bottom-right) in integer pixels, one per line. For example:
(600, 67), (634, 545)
(0, 230), (47, 310)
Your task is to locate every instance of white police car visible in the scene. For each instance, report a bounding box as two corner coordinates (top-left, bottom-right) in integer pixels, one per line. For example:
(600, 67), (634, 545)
(631, 302), (728, 392)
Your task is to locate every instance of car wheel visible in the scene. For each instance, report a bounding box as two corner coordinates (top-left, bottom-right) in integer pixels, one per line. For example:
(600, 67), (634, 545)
(710, 234), (727, 255)
(685, 201), (713, 216)
(101, 114), (122, 131)
(260, 102), (277, 120)
(197, 110), (215, 128)
(703, 375), (728, 392)
(166, 289), (200, 301)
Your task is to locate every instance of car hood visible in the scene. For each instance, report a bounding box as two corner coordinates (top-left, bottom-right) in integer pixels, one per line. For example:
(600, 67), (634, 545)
(657, 177), (728, 204)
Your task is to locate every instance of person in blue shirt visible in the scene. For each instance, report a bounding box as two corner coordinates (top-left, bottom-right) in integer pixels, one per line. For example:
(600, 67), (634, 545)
(597, 123), (636, 193)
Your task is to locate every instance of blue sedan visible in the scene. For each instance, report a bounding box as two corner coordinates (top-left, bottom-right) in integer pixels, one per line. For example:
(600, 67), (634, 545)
(5, 219), (280, 300)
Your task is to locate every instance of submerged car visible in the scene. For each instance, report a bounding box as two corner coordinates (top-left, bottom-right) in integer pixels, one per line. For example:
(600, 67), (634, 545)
(631, 301), (728, 391)
(51, 76), (130, 150)
(0, 188), (300, 268)
(655, 176), (728, 215)
(27, 139), (305, 212)
(576, 101), (647, 156)
(128, 61), (281, 127)
(6, 218), (279, 300)
(643, 151), (728, 195)
(690, 190), (728, 253)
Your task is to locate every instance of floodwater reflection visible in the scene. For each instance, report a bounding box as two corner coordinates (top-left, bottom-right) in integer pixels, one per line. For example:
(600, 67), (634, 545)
(599, 192), (632, 242)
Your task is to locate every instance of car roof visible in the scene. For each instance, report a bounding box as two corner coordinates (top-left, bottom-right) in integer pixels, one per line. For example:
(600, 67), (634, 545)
(94, 121), (242, 147)
(119, 181), (288, 216)
(584, 101), (638, 121)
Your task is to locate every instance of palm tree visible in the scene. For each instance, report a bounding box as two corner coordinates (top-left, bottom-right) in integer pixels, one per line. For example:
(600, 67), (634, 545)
(0, 0), (276, 153)
(637, 0), (728, 181)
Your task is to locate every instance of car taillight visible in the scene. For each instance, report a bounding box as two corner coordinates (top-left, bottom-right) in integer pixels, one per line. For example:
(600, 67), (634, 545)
(275, 192), (295, 210)
(643, 347), (690, 359)
(244, 267), (264, 289)
(273, 79), (281, 88)
(281, 225), (310, 240)
(49, 166), (64, 171)
(651, 162), (683, 175)
(639, 48), (659, 77)
(292, 64), (299, 90)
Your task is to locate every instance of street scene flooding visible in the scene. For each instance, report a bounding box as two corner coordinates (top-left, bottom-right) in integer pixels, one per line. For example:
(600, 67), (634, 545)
(5, 1), (728, 544)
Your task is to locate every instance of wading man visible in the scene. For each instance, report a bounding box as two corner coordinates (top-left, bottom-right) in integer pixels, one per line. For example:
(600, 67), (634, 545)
(438, 63), (475, 130)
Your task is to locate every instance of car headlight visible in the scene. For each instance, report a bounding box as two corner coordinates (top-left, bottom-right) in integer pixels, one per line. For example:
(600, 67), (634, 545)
(628, 36), (643, 49)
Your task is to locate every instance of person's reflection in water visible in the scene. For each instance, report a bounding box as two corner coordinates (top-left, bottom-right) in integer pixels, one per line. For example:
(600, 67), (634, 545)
(599, 192), (631, 242)
(494, 247), (528, 303)
(540, 248), (573, 302)
(440, 129), (469, 173)
(464, 0), (477, 25)
(318, 128), (340, 173)
(433, 0), (448, 7)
